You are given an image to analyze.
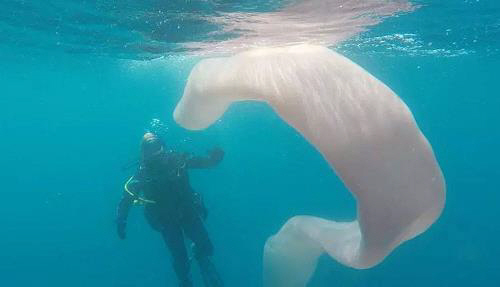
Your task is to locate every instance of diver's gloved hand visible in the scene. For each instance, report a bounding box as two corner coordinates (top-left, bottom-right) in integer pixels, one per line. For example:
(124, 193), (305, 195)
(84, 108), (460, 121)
(116, 219), (127, 240)
(209, 147), (224, 163)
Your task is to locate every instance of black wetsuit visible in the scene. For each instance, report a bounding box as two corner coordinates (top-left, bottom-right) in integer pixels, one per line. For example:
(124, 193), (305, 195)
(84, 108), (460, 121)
(116, 150), (223, 287)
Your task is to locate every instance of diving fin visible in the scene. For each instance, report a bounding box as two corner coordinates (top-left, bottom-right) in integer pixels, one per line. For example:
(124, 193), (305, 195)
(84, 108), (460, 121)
(197, 256), (224, 287)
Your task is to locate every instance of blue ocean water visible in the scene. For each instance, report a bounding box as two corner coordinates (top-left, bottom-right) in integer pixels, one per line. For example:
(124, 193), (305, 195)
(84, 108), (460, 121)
(0, 1), (499, 286)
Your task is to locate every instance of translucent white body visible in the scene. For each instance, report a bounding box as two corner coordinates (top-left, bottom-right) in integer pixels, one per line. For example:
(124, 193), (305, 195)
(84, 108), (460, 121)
(173, 45), (445, 287)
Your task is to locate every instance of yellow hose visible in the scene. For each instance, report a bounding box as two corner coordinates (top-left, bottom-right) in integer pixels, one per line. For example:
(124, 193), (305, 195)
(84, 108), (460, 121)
(124, 176), (156, 205)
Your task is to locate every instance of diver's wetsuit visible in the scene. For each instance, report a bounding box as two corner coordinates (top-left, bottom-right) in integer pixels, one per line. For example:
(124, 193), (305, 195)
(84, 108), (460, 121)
(116, 150), (223, 287)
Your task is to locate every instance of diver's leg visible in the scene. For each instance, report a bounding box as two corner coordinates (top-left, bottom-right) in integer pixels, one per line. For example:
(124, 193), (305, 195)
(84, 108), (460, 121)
(196, 254), (224, 287)
(183, 215), (224, 287)
(160, 223), (192, 287)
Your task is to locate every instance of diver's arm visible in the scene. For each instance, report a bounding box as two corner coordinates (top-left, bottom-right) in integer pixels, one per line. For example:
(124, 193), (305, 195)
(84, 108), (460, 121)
(116, 192), (133, 222)
(115, 177), (140, 239)
(116, 192), (132, 240)
(186, 147), (224, 169)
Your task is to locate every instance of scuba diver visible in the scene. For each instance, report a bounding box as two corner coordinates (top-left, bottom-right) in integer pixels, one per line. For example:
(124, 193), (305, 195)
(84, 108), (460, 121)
(116, 132), (225, 287)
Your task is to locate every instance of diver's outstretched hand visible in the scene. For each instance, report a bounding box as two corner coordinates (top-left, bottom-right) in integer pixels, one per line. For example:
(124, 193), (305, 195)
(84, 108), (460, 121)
(208, 147), (224, 163)
(116, 220), (127, 240)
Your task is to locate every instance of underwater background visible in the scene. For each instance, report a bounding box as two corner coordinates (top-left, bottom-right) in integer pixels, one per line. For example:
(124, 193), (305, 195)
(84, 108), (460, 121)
(0, 0), (499, 286)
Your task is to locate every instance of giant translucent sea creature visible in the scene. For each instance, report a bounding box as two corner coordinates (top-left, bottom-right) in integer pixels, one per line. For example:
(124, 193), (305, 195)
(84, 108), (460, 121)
(173, 45), (445, 287)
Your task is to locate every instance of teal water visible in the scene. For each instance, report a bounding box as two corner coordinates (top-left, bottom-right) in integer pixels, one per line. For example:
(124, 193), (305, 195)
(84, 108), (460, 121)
(1, 1), (499, 286)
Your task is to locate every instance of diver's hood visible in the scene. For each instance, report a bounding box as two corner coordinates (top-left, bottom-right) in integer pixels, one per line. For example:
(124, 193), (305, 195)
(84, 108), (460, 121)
(140, 133), (166, 164)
